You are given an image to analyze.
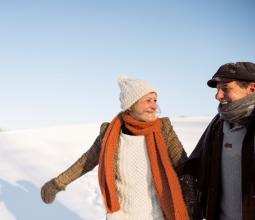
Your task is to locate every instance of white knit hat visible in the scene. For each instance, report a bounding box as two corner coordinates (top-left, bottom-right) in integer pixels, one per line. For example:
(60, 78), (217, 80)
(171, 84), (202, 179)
(118, 76), (157, 111)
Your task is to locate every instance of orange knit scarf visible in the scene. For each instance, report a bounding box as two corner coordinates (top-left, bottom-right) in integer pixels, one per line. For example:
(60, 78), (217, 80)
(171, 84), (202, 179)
(98, 112), (189, 220)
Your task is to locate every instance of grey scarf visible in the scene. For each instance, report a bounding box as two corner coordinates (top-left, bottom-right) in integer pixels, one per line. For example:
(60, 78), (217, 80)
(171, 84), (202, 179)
(218, 93), (255, 125)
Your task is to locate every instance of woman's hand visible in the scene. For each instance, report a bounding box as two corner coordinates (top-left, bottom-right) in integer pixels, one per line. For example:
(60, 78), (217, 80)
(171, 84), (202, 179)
(41, 179), (65, 204)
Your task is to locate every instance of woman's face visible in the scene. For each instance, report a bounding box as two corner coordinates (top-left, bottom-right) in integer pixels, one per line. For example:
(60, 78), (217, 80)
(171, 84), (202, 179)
(129, 92), (158, 122)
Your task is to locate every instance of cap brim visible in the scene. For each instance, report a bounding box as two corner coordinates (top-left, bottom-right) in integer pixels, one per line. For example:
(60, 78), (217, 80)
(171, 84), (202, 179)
(207, 77), (233, 88)
(207, 79), (218, 88)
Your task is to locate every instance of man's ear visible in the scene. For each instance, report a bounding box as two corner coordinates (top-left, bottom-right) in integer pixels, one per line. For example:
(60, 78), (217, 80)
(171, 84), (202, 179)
(249, 82), (255, 92)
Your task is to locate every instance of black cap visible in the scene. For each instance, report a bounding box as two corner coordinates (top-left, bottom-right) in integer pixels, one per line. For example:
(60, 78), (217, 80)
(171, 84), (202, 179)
(207, 62), (255, 88)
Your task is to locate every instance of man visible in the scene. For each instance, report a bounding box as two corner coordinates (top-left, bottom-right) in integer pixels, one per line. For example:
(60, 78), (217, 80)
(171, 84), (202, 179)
(184, 62), (255, 220)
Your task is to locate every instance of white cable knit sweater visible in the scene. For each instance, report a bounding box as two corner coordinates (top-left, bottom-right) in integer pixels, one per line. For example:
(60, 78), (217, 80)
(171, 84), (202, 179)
(107, 132), (164, 220)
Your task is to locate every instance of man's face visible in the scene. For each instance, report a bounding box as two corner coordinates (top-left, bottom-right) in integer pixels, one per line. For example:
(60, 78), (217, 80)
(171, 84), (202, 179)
(215, 81), (254, 104)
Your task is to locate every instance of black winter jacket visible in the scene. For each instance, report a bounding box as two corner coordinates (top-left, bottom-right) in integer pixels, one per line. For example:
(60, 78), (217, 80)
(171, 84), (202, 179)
(184, 114), (255, 220)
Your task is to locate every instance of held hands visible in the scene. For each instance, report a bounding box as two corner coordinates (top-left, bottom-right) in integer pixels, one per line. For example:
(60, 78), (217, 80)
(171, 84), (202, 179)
(41, 179), (65, 204)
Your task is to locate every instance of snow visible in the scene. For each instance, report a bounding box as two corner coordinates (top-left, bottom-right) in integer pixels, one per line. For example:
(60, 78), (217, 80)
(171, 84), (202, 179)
(0, 116), (211, 220)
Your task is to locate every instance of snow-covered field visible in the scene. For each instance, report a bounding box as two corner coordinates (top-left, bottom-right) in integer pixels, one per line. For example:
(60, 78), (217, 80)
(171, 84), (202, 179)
(0, 116), (211, 220)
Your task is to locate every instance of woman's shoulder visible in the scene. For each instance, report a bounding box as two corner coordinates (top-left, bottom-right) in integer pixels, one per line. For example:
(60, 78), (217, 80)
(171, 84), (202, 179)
(159, 117), (174, 135)
(99, 122), (110, 134)
(160, 117), (172, 128)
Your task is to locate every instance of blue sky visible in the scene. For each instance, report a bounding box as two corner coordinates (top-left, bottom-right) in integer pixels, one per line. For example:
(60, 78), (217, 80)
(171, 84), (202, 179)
(1, 0), (255, 129)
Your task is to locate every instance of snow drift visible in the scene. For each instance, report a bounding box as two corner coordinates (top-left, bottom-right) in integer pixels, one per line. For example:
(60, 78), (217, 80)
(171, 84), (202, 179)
(0, 116), (211, 220)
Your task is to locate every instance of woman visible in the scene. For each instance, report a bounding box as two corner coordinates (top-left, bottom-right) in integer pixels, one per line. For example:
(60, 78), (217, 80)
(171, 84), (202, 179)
(41, 76), (192, 220)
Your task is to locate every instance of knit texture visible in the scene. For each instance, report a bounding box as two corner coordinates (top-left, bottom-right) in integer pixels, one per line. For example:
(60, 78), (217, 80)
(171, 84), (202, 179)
(219, 122), (245, 220)
(98, 112), (189, 220)
(107, 132), (164, 220)
(118, 76), (156, 110)
(41, 179), (65, 204)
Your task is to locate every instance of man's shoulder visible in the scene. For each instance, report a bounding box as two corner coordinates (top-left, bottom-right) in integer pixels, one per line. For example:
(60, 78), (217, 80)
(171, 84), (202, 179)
(209, 114), (222, 130)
